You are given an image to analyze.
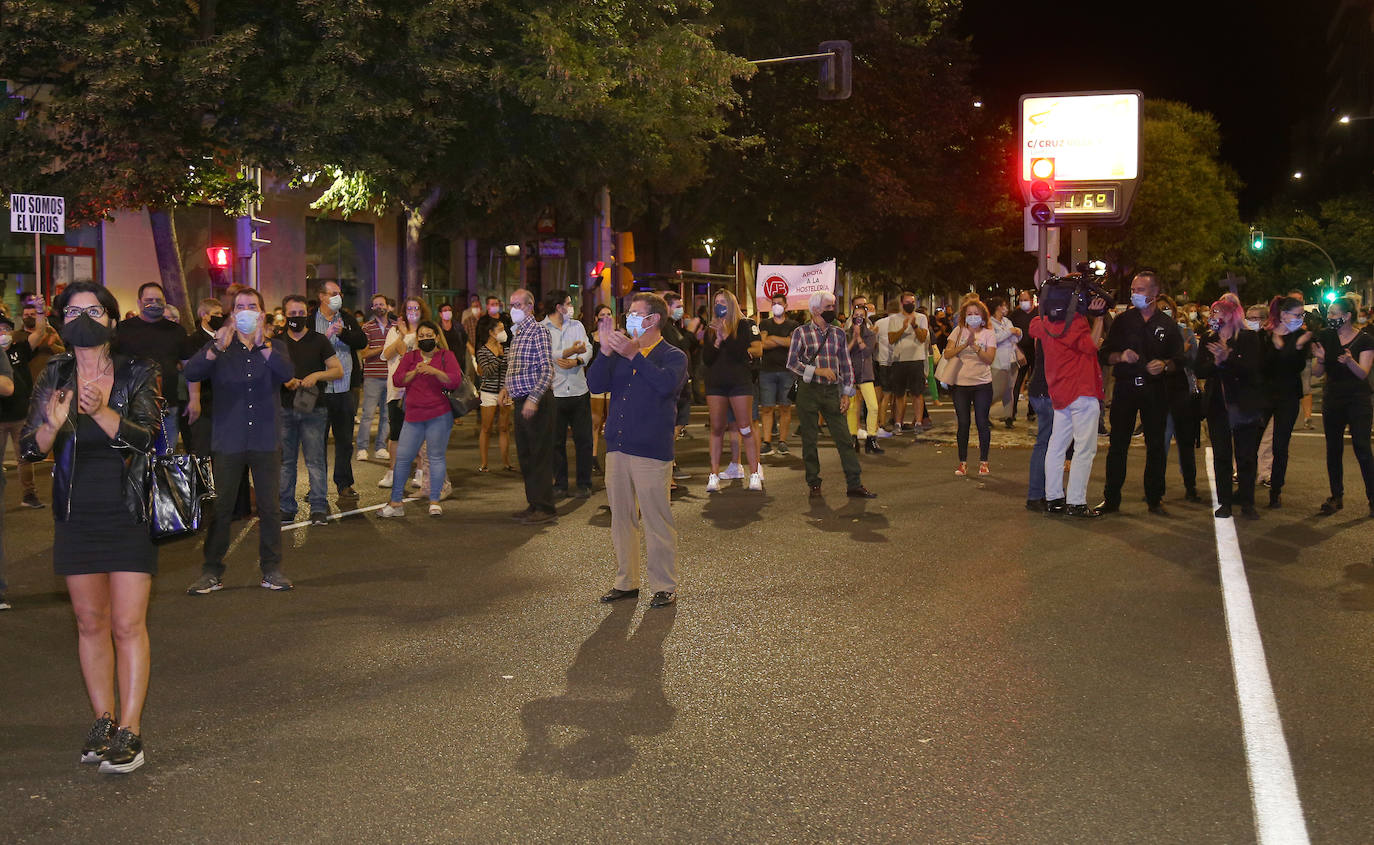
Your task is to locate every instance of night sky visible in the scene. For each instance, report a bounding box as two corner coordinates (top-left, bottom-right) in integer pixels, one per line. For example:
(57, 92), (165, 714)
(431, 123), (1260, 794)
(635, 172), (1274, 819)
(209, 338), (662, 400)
(956, 0), (1336, 215)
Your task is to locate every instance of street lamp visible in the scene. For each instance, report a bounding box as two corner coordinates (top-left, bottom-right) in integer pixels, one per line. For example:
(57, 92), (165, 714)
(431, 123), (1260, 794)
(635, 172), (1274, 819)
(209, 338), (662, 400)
(504, 243), (520, 257)
(1292, 171), (1304, 180)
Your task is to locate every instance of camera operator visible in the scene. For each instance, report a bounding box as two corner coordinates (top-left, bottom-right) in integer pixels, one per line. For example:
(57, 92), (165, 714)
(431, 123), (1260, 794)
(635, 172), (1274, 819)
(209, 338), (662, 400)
(1030, 279), (1107, 517)
(1096, 270), (1185, 515)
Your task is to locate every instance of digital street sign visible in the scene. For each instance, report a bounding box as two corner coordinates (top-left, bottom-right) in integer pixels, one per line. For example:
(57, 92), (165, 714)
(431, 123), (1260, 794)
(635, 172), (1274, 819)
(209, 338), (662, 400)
(1018, 90), (1142, 226)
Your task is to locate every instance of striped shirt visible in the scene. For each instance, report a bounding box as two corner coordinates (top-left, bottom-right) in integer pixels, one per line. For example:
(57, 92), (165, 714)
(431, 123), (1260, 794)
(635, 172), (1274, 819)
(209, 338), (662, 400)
(786, 320), (855, 396)
(503, 316), (553, 400)
(362, 318), (391, 379)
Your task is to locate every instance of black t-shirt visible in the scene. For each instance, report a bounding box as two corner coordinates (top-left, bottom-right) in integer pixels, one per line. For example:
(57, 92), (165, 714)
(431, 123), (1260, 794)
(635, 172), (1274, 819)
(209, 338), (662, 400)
(1099, 307), (1184, 384)
(280, 330), (337, 409)
(758, 317), (799, 372)
(703, 319), (759, 388)
(114, 317), (190, 402)
(1319, 329), (1374, 402)
(0, 340), (34, 422)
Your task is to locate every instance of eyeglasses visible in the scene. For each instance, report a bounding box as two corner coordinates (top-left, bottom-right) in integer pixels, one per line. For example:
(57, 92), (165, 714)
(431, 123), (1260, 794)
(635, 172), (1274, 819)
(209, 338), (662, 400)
(63, 306), (107, 320)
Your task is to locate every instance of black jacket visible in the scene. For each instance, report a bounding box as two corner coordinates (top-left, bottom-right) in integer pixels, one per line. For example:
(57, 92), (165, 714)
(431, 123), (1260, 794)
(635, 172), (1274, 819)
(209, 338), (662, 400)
(20, 353), (162, 522)
(1195, 329), (1268, 417)
(307, 305), (369, 389)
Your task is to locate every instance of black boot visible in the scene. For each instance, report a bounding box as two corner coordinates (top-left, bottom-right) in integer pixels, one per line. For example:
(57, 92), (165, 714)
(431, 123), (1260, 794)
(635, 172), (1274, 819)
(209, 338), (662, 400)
(1319, 496), (1343, 515)
(1267, 490), (1281, 509)
(866, 436), (884, 454)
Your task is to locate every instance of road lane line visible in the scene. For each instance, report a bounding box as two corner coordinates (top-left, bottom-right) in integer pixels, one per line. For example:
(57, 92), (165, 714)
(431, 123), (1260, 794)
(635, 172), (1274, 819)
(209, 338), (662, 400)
(1205, 447), (1310, 844)
(281, 496), (423, 530)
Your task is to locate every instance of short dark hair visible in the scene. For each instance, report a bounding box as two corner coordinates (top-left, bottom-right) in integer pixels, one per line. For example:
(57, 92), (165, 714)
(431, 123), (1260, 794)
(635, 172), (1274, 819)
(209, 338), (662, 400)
(771, 293), (787, 303)
(414, 319), (448, 350)
(137, 282), (165, 301)
(851, 294), (868, 307)
(631, 292), (669, 325)
(663, 290), (682, 305)
(282, 294), (309, 310)
(986, 296), (1006, 314)
(1131, 270), (1161, 292)
(486, 295), (501, 305)
(371, 292), (388, 303)
(900, 290), (916, 300)
(542, 288), (570, 316)
(232, 287), (266, 311)
(317, 280), (341, 297)
(54, 280), (121, 325)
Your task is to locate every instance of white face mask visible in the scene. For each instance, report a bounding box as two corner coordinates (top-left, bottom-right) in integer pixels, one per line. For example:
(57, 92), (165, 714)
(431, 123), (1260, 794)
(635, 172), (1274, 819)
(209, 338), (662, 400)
(1244, 320), (1261, 331)
(1161, 308), (1173, 318)
(494, 329), (508, 344)
(327, 294), (343, 312)
(1283, 316), (1303, 331)
(0, 333), (11, 349)
(964, 314), (984, 329)
(1019, 301), (1033, 312)
(510, 307), (527, 324)
(771, 304), (785, 317)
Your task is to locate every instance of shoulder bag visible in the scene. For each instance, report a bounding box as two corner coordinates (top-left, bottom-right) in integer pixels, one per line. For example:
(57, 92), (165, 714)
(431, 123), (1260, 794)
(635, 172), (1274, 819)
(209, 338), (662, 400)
(143, 400), (217, 542)
(442, 350), (479, 418)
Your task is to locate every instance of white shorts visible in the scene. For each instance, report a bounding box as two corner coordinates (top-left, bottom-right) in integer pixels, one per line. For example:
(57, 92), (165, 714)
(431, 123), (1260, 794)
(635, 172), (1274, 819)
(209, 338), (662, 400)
(480, 390), (500, 408)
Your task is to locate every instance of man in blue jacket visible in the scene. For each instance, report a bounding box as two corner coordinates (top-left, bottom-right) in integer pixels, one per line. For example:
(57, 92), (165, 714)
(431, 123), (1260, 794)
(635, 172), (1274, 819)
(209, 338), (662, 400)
(588, 292), (688, 609)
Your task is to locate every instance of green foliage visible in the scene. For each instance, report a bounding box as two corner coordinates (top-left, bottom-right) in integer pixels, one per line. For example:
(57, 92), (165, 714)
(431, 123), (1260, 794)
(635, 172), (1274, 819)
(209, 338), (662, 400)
(1252, 192), (1374, 302)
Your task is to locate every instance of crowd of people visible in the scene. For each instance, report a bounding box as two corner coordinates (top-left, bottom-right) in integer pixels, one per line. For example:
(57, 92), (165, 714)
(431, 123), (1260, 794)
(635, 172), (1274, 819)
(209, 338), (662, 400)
(0, 271), (1370, 776)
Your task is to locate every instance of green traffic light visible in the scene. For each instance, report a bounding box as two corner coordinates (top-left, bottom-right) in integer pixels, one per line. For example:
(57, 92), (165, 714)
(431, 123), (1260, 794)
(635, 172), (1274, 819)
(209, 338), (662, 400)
(1249, 228), (1264, 250)
(1324, 291), (1337, 303)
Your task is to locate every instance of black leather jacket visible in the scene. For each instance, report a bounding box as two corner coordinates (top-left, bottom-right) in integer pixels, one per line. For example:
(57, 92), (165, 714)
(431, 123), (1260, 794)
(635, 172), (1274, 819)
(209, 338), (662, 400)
(20, 353), (162, 522)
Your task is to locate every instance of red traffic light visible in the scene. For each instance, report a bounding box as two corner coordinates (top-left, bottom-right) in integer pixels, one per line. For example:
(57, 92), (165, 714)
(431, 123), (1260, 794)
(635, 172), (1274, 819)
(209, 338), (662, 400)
(207, 246), (232, 268)
(589, 260), (605, 278)
(1029, 157), (1056, 203)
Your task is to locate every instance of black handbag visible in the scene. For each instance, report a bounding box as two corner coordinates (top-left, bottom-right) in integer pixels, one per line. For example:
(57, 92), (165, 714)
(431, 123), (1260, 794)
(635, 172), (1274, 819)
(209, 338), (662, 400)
(446, 377), (479, 418)
(145, 403), (216, 542)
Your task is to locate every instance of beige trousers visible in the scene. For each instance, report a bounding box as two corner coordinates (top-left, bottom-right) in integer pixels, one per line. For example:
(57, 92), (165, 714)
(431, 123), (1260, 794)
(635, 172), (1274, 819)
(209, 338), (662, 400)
(605, 451), (677, 594)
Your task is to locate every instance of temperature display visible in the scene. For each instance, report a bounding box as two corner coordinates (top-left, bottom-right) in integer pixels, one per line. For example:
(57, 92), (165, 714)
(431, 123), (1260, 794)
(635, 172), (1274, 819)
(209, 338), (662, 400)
(1054, 187), (1117, 215)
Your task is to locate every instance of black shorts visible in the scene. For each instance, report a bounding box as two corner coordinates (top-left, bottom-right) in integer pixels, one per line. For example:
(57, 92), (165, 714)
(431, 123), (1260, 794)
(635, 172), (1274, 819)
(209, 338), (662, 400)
(387, 399), (405, 439)
(889, 360), (927, 395)
(873, 363), (887, 392)
(676, 394), (692, 428)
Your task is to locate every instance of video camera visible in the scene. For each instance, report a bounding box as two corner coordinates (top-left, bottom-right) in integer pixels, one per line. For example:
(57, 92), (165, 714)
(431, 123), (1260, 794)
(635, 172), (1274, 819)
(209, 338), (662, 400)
(1038, 272), (1114, 323)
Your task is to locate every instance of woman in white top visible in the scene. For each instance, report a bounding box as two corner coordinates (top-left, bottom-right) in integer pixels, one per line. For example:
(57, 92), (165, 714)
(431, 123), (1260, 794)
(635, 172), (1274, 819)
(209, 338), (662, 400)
(941, 299), (997, 477)
(986, 296), (1023, 428)
(378, 297), (426, 490)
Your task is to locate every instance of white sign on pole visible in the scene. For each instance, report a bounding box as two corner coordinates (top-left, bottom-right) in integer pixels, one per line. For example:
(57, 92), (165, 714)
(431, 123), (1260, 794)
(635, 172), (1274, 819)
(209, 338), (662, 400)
(1020, 92), (1140, 182)
(755, 259), (836, 313)
(9, 194), (66, 234)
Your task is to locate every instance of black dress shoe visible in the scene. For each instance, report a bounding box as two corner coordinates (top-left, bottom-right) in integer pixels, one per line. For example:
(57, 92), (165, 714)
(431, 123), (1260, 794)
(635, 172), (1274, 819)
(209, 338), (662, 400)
(649, 591), (676, 608)
(599, 588), (639, 603)
(1240, 505), (1260, 520)
(1066, 503), (1102, 518)
(1045, 498), (1067, 514)
(846, 486), (877, 499)
(1095, 501), (1119, 514)
(1184, 488), (1202, 503)
(1025, 498), (1047, 512)
(809, 484), (823, 499)
(1319, 496), (1343, 515)
(1267, 493), (1281, 509)
(1214, 504), (1233, 518)
(1147, 503), (1169, 516)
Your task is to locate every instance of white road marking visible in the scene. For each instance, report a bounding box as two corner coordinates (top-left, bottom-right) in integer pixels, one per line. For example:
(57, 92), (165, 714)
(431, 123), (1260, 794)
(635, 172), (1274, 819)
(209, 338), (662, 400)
(1205, 447), (1310, 845)
(280, 496), (422, 530)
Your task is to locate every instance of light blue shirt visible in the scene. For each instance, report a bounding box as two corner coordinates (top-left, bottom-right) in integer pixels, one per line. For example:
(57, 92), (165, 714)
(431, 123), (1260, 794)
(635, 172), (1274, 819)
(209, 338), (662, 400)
(315, 310), (352, 393)
(541, 315), (592, 398)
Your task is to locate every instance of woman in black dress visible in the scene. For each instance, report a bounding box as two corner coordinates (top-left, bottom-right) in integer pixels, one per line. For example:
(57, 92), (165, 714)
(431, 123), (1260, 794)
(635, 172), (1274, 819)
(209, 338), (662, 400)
(1312, 295), (1374, 516)
(702, 289), (763, 492)
(21, 281), (161, 774)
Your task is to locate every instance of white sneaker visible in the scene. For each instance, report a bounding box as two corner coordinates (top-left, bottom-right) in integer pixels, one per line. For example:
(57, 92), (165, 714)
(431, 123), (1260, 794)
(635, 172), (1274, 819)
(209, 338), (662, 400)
(721, 462), (744, 480)
(706, 473), (721, 493)
(428, 503), (443, 517)
(355, 449), (369, 462)
(379, 503), (405, 518)
(875, 428), (894, 439)
(748, 471), (763, 491)
(410, 470), (424, 490)
(377, 470), (394, 488)
(374, 448), (390, 461)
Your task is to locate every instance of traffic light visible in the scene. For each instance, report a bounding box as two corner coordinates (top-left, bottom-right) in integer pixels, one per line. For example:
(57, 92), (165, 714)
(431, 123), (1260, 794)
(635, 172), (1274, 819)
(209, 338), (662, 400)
(1029, 157), (1055, 224)
(1250, 229), (1264, 251)
(1324, 290), (1337, 304)
(206, 246), (232, 288)
(818, 40), (852, 100)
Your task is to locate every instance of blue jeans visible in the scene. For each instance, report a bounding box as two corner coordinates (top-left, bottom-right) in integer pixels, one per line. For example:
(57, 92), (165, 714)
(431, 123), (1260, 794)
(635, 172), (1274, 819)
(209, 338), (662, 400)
(392, 411), (454, 503)
(1027, 394), (1054, 500)
(356, 377), (390, 451)
(280, 406), (329, 515)
(759, 370), (796, 407)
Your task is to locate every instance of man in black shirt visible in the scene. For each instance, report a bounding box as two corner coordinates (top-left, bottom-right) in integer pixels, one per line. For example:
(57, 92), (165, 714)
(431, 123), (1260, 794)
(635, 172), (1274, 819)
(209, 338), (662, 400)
(279, 295), (344, 526)
(114, 282), (191, 449)
(1096, 270), (1186, 514)
(758, 293), (800, 456)
(0, 314), (41, 509)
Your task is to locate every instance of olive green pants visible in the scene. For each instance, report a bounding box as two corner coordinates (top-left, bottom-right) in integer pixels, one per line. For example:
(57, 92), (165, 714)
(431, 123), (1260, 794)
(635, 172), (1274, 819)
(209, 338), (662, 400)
(796, 381), (862, 490)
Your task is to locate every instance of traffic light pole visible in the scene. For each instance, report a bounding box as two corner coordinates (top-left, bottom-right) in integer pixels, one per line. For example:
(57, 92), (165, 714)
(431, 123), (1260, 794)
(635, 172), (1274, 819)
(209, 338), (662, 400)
(1261, 235), (1339, 290)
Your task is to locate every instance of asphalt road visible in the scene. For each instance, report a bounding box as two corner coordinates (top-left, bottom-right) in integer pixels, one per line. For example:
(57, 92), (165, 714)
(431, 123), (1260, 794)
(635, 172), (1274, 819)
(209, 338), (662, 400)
(1, 407), (1371, 843)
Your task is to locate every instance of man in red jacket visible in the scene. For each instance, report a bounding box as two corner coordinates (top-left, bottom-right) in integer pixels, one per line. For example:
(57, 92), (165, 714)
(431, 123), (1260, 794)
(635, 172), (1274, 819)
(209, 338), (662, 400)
(1030, 296), (1107, 517)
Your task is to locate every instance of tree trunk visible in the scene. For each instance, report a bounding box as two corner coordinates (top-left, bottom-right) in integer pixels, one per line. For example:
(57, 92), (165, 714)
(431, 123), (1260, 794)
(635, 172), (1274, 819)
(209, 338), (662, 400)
(403, 187), (444, 300)
(147, 207), (191, 314)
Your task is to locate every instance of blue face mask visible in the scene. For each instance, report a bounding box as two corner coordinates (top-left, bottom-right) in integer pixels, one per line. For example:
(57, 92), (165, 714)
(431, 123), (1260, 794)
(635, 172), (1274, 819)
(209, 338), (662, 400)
(1131, 293), (1150, 309)
(235, 310), (260, 334)
(714, 303), (728, 319)
(964, 315), (983, 329)
(625, 313), (646, 338)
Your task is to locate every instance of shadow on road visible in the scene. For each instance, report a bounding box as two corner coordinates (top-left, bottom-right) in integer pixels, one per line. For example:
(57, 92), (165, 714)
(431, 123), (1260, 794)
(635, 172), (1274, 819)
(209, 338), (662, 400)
(1339, 561), (1374, 611)
(516, 603), (676, 780)
(804, 497), (889, 542)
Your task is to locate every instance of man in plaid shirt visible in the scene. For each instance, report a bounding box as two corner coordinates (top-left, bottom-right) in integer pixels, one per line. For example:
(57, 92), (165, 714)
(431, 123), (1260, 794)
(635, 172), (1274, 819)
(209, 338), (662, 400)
(499, 288), (557, 524)
(787, 291), (877, 500)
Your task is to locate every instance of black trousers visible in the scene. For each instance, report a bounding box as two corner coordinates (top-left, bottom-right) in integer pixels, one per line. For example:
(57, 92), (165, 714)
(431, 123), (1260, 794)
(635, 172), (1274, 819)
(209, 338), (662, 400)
(514, 389), (556, 513)
(1208, 406), (1262, 508)
(321, 390), (356, 491)
(1169, 391), (1200, 493)
(203, 450), (282, 577)
(189, 411), (255, 519)
(1011, 356), (1033, 419)
(1323, 395), (1374, 501)
(1103, 382), (1169, 506)
(553, 393), (594, 491)
(1262, 396), (1300, 495)
(952, 383), (993, 462)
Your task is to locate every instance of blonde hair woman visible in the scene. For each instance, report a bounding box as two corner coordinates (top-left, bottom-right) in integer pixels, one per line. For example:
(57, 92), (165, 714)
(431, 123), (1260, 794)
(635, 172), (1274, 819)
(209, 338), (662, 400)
(702, 289), (763, 492)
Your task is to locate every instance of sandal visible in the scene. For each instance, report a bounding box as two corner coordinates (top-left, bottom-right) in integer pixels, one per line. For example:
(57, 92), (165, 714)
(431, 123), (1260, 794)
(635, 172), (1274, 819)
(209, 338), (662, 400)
(477, 465), (489, 473)
(503, 465), (517, 473)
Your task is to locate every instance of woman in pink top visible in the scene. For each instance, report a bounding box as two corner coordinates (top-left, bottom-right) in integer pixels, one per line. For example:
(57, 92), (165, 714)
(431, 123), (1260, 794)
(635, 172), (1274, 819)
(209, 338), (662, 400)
(379, 321), (462, 517)
(941, 299), (997, 476)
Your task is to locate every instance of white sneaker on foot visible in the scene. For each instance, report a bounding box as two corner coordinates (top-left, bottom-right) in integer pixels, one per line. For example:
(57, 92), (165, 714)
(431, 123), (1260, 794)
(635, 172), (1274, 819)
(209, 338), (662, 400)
(374, 448), (390, 460)
(355, 449), (369, 462)
(721, 462), (744, 480)
(748, 471), (763, 491)
(875, 428), (894, 439)
(428, 503), (443, 517)
(706, 473), (721, 493)
(379, 503), (405, 518)
(378, 470), (394, 488)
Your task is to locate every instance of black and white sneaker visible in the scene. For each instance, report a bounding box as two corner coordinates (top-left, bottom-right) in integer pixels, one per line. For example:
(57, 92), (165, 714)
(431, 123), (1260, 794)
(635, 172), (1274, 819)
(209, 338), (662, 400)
(80, 713), (116, 764)
(185, 574), (223, 596)
(98, 727), (144, 774)
(261, 572), (294, 591)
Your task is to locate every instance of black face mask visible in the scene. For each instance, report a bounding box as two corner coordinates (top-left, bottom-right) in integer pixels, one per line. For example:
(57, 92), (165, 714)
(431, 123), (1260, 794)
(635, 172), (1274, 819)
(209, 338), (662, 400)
(207, 314), (225, 331)
(60, 313), (113, 349)
(286, 316), (308, 333)
(142, 303), (165, 319)
(902, 302), (916, 313)
(418, 338), (438, 353)
(821, 309), (837, 325)
(1328, 315), (1347, 329)
(22, 317), (36, 330)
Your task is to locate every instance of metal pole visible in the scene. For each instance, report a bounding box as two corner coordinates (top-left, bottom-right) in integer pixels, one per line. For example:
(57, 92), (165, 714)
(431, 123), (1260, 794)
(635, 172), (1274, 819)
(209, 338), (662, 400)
(33, 232), (41, 302)
(1035, 224), (1048, 288)
(1266, 235), (1338, 289)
